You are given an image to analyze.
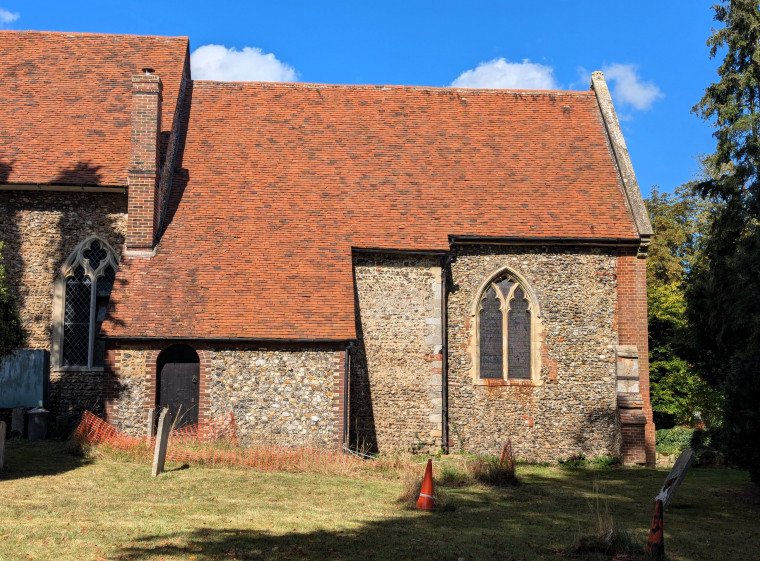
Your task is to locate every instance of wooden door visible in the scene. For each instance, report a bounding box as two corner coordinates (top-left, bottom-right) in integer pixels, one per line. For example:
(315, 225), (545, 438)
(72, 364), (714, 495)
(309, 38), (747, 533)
(157, 346), (200, 428)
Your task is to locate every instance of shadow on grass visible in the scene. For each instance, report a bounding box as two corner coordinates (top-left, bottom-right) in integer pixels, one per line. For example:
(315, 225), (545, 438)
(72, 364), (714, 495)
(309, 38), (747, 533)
(114, 466), (759, 561)
(114, 472), (646, 561)
(116, 512), (558, 561)
(0, 440), (92, 481)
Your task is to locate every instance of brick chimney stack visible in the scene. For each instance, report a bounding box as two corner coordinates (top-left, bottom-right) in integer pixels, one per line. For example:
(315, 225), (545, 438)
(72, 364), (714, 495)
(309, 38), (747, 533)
(126, 70), (163, 253)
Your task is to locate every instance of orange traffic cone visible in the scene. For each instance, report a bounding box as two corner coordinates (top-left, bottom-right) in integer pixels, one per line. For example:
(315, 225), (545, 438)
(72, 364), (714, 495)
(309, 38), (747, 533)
(415, 459), (435, 510)
(646, 499), (665, 560)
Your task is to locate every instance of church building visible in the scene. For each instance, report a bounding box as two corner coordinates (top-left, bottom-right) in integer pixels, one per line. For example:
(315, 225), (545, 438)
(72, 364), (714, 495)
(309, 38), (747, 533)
(0, 31), (655, 465)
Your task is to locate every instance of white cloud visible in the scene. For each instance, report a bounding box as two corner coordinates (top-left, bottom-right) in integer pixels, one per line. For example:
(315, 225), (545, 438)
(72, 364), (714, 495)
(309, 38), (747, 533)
(0, 8), (19, 24)
(451, 58), (556, 90)
(569, 66), (591, 90)
(190, 44), (297, 82)
(602, 63), (663, 111)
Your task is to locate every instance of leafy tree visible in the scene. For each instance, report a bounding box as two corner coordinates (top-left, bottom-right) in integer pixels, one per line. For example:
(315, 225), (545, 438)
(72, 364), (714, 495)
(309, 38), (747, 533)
(0, 241), (25, 359)
(689, 0), (760, 483)
(646, 186), (722, 428)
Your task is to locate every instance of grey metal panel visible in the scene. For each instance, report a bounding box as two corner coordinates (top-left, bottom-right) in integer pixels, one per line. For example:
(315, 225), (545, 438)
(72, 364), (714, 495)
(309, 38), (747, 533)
(0, 350), (49, 408)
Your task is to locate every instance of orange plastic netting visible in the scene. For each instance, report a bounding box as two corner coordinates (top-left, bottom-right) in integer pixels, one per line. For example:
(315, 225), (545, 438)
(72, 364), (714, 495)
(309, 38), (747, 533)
(73, 410), (367, 473)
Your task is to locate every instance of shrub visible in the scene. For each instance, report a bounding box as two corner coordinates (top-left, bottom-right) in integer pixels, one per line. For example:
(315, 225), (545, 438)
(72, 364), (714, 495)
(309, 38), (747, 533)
(468, 455), (518, 486)
(656, 426), (694, 456)
(558, 454), (620, 469)
(436, 461), (472, 487)
(690, 427), (725, 467)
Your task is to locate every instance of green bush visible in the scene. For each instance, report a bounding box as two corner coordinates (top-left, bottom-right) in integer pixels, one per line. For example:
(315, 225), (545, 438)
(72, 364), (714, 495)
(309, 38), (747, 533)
(690, 427), (725, 467)
(655, 426), (694, 456)
(557, 454), (620, 469)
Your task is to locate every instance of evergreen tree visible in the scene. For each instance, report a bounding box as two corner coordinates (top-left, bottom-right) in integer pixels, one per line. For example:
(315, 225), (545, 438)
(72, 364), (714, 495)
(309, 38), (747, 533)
(0, 241), (25, 359)
(689, 0), (760, 482)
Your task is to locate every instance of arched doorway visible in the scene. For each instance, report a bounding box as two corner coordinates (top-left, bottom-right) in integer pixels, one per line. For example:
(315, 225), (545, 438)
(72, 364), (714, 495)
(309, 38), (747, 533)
(156, 344), (200, 428)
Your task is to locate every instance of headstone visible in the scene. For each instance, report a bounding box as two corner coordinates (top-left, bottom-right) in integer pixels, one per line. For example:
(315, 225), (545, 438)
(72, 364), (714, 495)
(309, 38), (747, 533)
(146, 408), (155, 446)
(0, 421), (6, 469)
(151, 407), (171, 477)
(655, 448), (695, 508)
(11, 407), (25, 438)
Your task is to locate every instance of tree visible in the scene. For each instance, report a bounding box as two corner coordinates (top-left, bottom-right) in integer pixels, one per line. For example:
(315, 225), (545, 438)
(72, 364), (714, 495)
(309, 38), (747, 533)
(689, 0), (760, 482)
(646, 186), (721, 428)
(0, 241), (25, 359)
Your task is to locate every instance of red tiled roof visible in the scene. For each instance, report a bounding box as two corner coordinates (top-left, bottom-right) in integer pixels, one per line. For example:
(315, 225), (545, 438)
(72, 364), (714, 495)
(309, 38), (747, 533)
(0, 31), (188, 186)
(104, 81), (639, 340)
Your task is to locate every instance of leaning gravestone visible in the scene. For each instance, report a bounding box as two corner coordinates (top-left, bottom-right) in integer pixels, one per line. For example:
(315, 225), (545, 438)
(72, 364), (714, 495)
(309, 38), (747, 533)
(11, 407), (24, 438)
(151, 407), (171, 477)
(655, 448), (695, 508)
(146, 407), (155, 447)
(0, 421), (6, 469)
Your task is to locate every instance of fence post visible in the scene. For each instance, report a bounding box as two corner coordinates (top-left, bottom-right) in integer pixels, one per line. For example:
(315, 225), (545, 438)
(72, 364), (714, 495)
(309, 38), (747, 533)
(151, 408), (171, 477)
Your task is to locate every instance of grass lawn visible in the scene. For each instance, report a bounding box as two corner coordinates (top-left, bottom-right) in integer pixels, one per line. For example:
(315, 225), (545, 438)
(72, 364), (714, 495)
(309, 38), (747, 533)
(1, 441), (758, 561)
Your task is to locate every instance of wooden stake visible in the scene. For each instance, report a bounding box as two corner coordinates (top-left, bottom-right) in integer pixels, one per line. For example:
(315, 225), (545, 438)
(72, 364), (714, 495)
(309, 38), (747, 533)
(151, 408), (171, 477)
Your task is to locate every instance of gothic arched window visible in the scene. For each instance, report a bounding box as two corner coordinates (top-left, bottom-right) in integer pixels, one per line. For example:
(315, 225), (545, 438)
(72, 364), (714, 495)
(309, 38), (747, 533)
(476, 272), (539, 382)
(55, 237), (119, 368)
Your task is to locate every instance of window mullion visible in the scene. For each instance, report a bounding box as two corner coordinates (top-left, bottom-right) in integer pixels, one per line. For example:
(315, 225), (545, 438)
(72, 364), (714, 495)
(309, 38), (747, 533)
(502, 291), (508, 380)
(88, 276), (97, 368)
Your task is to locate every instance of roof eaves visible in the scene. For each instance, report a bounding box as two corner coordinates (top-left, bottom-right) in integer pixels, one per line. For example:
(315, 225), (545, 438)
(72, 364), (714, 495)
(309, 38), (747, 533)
(0, 183), (126, 193)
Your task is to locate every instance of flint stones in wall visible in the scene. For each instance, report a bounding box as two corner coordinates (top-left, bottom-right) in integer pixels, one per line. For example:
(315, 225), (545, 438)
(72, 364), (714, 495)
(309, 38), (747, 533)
(0, 191), (127, 426)
(111, 350), (149, 434)
(351, 255), (443, 453)
(447, 246), (619, 462)
(0, 191), (127, 350)
(208, 349), (337, 447)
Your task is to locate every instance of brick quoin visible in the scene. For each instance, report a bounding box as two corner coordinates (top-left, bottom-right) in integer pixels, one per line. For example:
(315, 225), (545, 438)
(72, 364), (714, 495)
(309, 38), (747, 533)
(126, 73), (162, 251)
(617, 248), (655, 466)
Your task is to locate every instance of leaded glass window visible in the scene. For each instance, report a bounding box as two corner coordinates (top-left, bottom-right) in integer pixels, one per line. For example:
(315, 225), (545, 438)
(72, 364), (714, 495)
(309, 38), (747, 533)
(60, 237), (119, 368)
(477, 273), (536, 381)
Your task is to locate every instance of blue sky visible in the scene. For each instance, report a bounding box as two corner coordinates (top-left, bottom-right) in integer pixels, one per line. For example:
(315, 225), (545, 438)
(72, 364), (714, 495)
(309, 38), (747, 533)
(1, 1), (723, 197)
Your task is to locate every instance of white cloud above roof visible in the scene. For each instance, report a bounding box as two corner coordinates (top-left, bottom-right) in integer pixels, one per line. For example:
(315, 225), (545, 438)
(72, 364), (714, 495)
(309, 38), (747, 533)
(190, 44), (298, 82)
(602, 63), (663, 111)
(0, 8), (19, 25)
(450, 58), (557, 90)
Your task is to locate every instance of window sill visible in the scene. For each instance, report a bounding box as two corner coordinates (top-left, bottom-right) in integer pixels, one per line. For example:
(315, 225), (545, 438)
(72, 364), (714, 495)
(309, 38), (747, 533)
(53, 366), (105, 373)
(475, 378), (542, 387)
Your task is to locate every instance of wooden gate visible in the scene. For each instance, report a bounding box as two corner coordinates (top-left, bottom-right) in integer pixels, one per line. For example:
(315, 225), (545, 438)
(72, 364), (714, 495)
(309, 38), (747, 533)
(157, 345), (199, 428)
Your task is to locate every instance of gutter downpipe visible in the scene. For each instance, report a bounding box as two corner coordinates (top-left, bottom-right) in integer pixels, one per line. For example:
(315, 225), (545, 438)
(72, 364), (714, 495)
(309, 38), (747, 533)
(344, 341), (353, 449)
(441, 254), (451, 454)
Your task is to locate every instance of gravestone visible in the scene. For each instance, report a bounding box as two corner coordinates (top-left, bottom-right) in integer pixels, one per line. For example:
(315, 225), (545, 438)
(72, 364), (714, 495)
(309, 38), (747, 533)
(655, 448), (695, 508)
(0, 421), (6, 469)
(11, 407), (25, 437)
(151, 407), (171, 477)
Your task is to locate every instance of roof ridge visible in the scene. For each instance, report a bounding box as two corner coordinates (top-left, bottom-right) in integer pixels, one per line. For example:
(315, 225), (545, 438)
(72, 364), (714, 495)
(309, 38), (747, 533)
(0, 29), (189, 41)
(191, 80), (593, 95)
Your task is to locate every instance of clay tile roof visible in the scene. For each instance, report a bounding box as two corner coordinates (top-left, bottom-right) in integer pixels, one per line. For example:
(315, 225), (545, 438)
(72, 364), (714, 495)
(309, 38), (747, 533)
(0, 31), (188, 186)
(103, 81), (640, 341)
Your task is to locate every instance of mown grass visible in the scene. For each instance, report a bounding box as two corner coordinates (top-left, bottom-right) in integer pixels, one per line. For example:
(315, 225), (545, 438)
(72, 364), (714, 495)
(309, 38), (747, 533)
(1, 440), (758, 561)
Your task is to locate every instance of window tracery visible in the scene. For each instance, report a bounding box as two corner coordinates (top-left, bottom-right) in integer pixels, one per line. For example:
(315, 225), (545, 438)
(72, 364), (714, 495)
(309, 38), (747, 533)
(476, 270), (539, 382)
(57, 237), (119, 368)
